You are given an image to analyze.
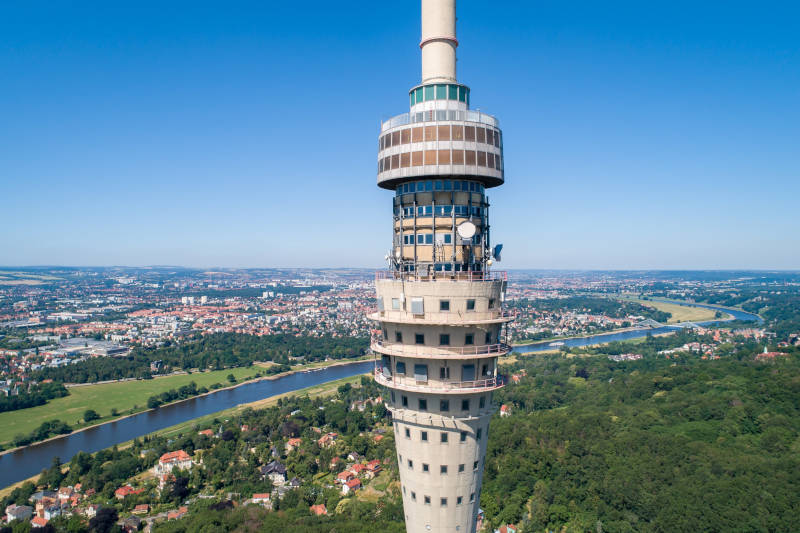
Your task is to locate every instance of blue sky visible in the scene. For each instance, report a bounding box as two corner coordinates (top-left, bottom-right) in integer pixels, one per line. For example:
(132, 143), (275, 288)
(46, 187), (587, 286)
(1, 1), (798, 269)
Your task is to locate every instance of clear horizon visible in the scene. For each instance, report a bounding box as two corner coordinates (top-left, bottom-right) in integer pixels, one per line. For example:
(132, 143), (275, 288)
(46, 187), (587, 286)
(1, 1), (798, 270)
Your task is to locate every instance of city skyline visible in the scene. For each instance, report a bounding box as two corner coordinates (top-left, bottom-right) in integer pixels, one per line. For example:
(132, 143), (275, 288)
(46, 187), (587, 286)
(2, 1), (799, 270)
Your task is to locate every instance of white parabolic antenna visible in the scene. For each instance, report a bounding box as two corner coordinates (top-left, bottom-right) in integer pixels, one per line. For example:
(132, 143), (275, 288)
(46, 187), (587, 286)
(457, 221), (476, 239)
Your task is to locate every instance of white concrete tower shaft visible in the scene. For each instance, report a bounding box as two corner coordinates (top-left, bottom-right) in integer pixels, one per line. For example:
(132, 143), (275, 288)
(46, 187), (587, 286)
(421, 0), (458, 83)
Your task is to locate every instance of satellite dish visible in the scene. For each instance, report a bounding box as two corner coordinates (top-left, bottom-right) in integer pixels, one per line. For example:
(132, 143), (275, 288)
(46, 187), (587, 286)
(493, 244), (503, 261)
(457, 221), (476, 239)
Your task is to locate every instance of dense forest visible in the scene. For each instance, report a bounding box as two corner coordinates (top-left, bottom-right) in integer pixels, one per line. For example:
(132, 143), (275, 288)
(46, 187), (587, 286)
(31, 333), (368, 384)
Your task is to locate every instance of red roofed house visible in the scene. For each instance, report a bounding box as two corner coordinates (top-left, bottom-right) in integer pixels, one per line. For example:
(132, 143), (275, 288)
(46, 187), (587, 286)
(500, 404), (510, 417)
(365, 459), (382, 479)
(310, 504), (328, 516)
(342, 478), (361, 495)
(132, 504), (149, 515)
(31, 516), (49, 528)
(251, 493), (271, 505)
(317, 432), (338, 448)
(167, 506), (188, 520)
(286, 438), (302, 452)
(373, 434), (384, 443)
(337, 471), (354, 484)
(197, 429), (214, 437)
(350, 463), (366, 475)
(114, 485), (145, 500)
(495, 525), (518, 533)
(154, 450), (193, 475)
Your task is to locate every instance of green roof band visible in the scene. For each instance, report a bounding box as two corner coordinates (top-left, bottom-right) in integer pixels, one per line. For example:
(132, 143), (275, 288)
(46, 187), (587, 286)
(409, 84), (470, 105)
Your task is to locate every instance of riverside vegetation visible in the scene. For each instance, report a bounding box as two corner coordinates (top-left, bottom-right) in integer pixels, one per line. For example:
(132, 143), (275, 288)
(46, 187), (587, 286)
(3, 335), (798, 532)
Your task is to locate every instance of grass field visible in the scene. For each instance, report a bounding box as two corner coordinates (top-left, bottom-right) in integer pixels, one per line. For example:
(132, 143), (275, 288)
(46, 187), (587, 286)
(0, 366), (260, 446)
(0, 373), (369, 496)
(626, 298), (728, 324)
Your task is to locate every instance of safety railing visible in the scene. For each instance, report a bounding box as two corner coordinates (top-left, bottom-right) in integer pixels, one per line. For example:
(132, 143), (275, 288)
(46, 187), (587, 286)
(380, 110), (500, 131)
(371, 340), (511, 358)
(373, 368), (506, 392)
(368, 309), (514, 324)
(375, 270), (507, 282)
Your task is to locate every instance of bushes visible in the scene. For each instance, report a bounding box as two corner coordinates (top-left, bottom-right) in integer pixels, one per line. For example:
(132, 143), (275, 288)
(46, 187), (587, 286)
(12, 419), (72, 447)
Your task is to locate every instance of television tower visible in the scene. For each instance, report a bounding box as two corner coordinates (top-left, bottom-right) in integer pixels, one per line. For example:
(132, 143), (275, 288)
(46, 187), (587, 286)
(371, 1), (511, 531)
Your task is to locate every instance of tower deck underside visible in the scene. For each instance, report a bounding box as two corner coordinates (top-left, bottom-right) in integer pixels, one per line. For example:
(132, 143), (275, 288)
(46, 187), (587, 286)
(373, 278), (506, 533)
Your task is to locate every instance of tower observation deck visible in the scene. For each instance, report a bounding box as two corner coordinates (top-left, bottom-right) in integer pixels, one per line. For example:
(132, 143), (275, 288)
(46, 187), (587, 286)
(371, 2), (510, 532)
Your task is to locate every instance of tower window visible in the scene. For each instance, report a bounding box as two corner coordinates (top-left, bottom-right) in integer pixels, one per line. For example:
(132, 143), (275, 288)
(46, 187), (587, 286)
(465, 333), (474, 345)
(402, 395), (408, 407)
(457, 496), (463, 505)
(460, 432), (467, 442)
(440, 498), (448, 507)
(458, 464), (465, 473)
(411, 491), (416, 501)
(440, 432), (448, 443)
(424, 495), (431, 505)
(477, 428), (483, 440)
(422, 463), (429, 473)
(421, 431), (428, 442)
(395, 331), (403, 342)
(415, 334), (425, 345)
(408, 459), (413, 469)
(440, 399), (449, 412)
(473, 461), (479, 470)
(479, 396), (486, 408)
(405, 428), (410, 438)
(489, 298), (496, 308)
(440, 367), (450, 379)
(392, 298), (401, 310)
(440, 465), (448, 474)
(485, 332), (492, 344)
(470, 493), (475, 503)
(439, 300), (450, 311)
(461, 399), (470, 411)
(396, 361), (406, 375)
(439, 334), (450, 346)
(419, 398), (427, 410)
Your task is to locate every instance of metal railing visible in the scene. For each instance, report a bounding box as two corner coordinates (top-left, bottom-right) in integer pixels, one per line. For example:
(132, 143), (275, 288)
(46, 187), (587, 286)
(375, 270), (507, 282)
(381, 110), (500, 132)
(374, 368), (506, 392)
(371, 340), (511, 358)
(368, 309), (515, 324)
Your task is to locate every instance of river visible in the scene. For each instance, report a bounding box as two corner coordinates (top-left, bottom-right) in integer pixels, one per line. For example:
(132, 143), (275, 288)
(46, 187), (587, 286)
(514, 300), (762, 354)
(0, 360), (374, 489)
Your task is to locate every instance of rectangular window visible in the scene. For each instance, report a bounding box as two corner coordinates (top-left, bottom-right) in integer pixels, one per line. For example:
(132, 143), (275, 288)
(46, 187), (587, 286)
(438, 149), (451, 165)
(486, 129), (494, 145)
(448, 84), (458, 100)
(477, 151), (487, 167)
(412, 126), (423, 142)
(424, 85), (434, 100)
(440, 399), (449, 411)
(439, 366), (450, 379)
(424, 495), (431, 505)
(418, 397), (428, 410)
(391, 154), (400, 168)
(412, 151), (423, 166)
(415, 333), (425, 345)
(400, 151), (410, 168)
(401, 128), (411, 144)
(425, 125), (436, 141)
(452, 150), (464, 165)
(470, 492), (475, 503)
(402, 395), (408, 407)
(424, 150), (437, 165)
(392, 131), (401, 146)
(439, 300), (450, 311)
(465, 126), (475, 142)
(465, 333), (474, 345)
(461, 399), (470, 411)
(466, 299), (475, 311)
(391, 298), (400, 310)
(395, 331), (403, 342)
(458, 464), (465, 473)
(476, 428), (482, 440)
(462, 364), (476, 381)
(479, 396), (486, 408)
(489, 298), (496, 308)
(476, 127), (486, 144)
(473, 461), (479, 470)
(440, 498), (448, 507)
(396, 361), (406, 375)
(405, 428), (410, 438)
(485, 331), (492, 344)
(482, 364), (489, 377)
(391, 391), (395, 402)
(439, 334), (450, 345)
(440, 432), (448, 443)
(414, 87), (423, 103)
(382, 328), (388, 340)
(421, 431), (428, 442)
(460, 432), (467, 442)
(411, 298), (424, 314)
(411, 491), (416, 501)
(436, 84), (446, 99)
(457, 496), (463, 505)
(408, 459), (413, 468)
(422, 463), (429, 472)
(465, 151), (476, 165)
(440, 465), (448, 474)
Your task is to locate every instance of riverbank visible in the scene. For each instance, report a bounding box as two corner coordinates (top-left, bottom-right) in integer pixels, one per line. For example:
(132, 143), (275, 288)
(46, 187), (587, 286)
(0, 372), (370, 497)
(0, 357), (372, 456)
